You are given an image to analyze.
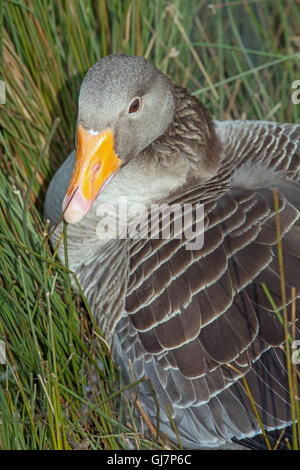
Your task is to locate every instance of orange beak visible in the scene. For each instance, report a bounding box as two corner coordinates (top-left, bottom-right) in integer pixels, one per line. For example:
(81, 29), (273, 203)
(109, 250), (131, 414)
(62, 125), (121, 224)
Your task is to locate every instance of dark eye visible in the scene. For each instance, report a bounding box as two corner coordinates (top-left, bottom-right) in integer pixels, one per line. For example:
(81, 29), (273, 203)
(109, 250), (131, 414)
(129, 98), (140, 114)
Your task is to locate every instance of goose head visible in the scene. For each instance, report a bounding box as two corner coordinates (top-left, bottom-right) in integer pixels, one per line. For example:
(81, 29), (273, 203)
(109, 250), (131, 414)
(62, 54), (221, 224)
(63, 54), (176, 224)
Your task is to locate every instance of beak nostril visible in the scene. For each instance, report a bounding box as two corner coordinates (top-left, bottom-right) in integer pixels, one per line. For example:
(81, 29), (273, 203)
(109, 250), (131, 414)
(91, 163), (102, 177)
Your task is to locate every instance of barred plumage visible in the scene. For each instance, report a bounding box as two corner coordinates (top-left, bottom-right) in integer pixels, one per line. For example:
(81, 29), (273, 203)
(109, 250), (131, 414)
(44, 54), (300, 449)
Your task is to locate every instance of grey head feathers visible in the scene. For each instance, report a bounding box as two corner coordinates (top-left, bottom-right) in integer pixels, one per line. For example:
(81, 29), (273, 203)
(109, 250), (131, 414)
(78, 54), (175, 161)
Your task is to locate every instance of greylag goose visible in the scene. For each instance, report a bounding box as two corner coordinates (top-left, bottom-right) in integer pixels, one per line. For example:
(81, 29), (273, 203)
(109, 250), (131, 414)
(44, 54), (300, 449)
